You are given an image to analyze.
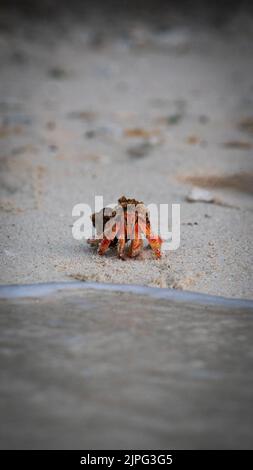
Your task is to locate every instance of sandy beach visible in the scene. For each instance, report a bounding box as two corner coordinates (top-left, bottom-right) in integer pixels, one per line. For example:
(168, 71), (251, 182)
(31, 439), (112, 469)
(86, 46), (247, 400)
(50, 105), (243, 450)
(1, 3), (253, 452)
(0, 10), (253, 299)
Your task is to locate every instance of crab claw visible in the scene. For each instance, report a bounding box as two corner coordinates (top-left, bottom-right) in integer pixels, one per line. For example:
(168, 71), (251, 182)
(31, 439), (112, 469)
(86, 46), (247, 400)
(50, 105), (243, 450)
(97, 237), (112, 255)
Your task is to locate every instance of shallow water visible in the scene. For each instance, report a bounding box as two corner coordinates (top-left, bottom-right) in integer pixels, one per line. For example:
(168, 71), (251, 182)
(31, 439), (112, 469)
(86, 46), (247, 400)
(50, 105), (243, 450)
(0, 285), (253, 449)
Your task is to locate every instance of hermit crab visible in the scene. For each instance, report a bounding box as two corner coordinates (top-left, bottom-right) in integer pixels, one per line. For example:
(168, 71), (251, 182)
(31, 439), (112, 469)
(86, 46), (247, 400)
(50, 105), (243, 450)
(87, 196), (162, 259)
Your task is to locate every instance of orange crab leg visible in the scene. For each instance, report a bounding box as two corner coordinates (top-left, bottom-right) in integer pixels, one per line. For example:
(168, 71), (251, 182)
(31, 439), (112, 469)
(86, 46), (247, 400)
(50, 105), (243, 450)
(98, 215), (126, 257)
(117, 238), (126, 259)
(97, 219), (118, 255)
(128, 221), (143, 257)
(129, 237), (143, 257)
(117, 219), (126, 259)
(87, 238), (100, 246)
(125, 210), (136, 240)
(138, 218), (162, 259)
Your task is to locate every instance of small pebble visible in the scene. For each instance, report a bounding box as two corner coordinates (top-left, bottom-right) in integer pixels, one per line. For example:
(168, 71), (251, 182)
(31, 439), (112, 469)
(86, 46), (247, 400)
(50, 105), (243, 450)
(186, 187), (215, 203)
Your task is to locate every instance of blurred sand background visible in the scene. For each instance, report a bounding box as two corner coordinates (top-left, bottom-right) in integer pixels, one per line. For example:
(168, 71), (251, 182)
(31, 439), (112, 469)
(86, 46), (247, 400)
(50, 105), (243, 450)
(0, 1), (253, 298)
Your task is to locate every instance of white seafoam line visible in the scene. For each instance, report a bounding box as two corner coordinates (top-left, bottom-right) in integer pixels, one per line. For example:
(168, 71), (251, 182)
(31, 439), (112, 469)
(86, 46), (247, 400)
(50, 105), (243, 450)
(0, 281), (252, 310)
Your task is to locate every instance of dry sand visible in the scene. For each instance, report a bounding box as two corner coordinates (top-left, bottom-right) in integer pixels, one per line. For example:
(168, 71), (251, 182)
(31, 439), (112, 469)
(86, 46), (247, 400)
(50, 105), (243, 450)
(0, 14), (253, 298)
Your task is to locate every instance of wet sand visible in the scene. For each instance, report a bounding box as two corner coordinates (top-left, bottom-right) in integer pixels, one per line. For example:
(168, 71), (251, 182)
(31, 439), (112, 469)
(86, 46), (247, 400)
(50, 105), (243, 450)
(0, 287), (253, 449)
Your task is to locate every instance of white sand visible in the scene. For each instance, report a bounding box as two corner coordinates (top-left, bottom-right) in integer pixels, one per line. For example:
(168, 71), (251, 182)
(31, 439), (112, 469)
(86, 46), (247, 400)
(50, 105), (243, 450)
(0, 17), (253, 298)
